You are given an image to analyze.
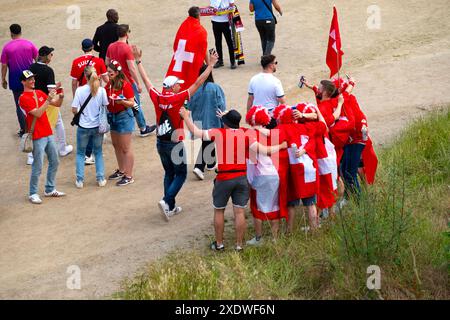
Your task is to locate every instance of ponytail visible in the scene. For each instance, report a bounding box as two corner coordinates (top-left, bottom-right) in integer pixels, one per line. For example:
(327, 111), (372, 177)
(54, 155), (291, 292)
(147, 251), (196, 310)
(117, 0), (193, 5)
(85, 66), (100, 96)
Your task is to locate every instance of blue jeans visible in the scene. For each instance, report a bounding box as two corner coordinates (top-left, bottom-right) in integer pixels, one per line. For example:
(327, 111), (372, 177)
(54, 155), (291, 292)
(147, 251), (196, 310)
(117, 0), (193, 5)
(341, 143), (366, 198)
(85, 137), (93, 157)
(76, 127), (105, 182)
(156, 140), (187, 210)
(131, 82), (147, 129)
(30, 135), (59, 196)
(13, 90), (26, 132)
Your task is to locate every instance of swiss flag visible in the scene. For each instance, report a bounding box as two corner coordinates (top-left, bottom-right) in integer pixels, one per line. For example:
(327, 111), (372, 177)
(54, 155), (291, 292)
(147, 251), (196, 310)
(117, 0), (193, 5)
(326, 7), (344, 78)
(165, 16), (208, 91)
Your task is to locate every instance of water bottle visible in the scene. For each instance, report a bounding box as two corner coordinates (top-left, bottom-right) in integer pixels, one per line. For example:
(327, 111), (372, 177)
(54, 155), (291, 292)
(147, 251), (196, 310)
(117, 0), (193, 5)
(291, 143), (298, 155)
(362, 125), (368, 142)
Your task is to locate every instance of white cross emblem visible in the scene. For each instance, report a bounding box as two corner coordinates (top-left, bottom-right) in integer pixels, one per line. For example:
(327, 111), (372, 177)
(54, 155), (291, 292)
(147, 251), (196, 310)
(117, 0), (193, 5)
(173, 39), (194, 72)
(330, 30), (338, 53)
(318, 138), (338, 190)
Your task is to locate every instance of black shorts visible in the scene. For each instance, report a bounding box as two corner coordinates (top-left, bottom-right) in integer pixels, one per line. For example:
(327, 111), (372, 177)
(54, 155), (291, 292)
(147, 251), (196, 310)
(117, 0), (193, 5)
(212, 175), (249, 209)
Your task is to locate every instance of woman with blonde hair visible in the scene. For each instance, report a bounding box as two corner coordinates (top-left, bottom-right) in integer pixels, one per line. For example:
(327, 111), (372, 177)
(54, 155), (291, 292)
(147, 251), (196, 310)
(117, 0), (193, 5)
(104, 60), (136, 186)
(72, 66), (109, 188)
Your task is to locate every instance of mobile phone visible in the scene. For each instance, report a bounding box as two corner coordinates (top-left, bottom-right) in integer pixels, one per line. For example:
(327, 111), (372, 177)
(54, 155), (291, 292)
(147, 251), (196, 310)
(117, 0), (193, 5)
(298, 76), (305, 88)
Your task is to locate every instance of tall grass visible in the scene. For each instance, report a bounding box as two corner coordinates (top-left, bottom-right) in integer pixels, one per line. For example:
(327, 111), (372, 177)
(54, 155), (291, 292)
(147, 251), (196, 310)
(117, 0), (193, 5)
(117, 109), (449, 300)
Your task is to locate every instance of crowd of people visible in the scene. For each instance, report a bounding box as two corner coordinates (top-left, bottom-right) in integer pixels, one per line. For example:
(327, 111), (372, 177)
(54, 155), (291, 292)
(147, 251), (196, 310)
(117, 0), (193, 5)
(1, 3), (376, 252)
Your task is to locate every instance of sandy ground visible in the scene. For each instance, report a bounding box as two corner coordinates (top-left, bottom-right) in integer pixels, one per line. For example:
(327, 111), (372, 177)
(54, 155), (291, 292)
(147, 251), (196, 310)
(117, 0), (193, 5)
(0, 0), (449, 299)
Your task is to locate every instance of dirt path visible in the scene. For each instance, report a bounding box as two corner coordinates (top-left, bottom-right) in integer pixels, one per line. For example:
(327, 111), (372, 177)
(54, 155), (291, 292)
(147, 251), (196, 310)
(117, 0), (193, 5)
(0, 0), (449, 299)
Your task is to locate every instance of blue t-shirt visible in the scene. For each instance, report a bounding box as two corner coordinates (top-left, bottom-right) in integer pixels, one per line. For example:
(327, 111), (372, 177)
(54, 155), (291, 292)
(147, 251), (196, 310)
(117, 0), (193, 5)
(250, 0), (274, 21)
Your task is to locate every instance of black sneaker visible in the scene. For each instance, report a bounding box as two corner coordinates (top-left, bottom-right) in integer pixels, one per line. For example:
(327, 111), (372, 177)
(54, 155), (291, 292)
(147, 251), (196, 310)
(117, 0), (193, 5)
(230, 63), (237, 70)
(108, 169), (124, 180)
(116, 176), (135, 187)
(210, 241), (225, 251)
(140, 125), (156, 137)
(213, 61), (224, 69)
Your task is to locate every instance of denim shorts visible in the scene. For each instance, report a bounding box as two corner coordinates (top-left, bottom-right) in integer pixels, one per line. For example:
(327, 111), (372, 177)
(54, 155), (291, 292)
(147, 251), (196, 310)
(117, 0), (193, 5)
(288, 195), (317, 207)
(109, 108), (135, 134)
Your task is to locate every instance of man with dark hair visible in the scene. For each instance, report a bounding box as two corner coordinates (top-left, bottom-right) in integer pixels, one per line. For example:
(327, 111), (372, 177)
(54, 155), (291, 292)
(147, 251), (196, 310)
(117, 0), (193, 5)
(106, 24), (156, 137)
(247, 54), (285, 112)
(209, 0), (236, 70)
(30, 46), (73, 159)
(93, 9), (120, 61)
(1, 24), (38, 137)
(188, 6), (200, 18)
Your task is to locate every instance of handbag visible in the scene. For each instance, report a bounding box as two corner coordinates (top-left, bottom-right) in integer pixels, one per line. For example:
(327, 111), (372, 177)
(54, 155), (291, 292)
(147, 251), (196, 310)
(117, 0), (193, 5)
(262, 0), (277, 24)
(98, 104), (110, 134)
(19, 91), (39, 153)
(71, 93), (93, 126)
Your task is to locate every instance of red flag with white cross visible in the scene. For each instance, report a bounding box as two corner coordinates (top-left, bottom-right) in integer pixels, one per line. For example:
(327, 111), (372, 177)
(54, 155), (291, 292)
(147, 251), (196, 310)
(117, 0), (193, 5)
(165, 16), (208, 91)
(326, 6), (344, 78)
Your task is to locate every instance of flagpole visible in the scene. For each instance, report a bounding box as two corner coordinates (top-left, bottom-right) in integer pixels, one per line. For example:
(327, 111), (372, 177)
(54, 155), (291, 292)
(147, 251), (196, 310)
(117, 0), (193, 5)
(335, 6), (341, 89)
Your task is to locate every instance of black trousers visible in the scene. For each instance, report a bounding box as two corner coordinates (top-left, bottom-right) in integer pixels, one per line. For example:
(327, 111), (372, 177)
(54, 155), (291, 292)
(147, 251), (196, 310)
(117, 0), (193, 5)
(195, 140), (216, 172)
(255, 19), (276, 56)
(212, 21), (235, 65)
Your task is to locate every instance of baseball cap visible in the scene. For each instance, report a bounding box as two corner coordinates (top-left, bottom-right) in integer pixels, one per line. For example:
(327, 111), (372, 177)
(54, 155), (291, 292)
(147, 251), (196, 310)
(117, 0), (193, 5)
(82, 38), (94, 51)
(163, 76), (185, 89)
(38, 46), (54, 57)
(20, 70), (36, 81)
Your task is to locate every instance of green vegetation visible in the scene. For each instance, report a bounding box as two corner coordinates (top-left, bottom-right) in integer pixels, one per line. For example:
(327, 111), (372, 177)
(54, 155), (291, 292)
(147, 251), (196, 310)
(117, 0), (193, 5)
(117, 109), (449, 300)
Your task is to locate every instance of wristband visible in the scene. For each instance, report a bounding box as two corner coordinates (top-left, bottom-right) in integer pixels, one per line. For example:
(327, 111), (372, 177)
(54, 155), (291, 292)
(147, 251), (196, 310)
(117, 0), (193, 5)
(349, 81), (355, 87)
(136, 60), (142, 65)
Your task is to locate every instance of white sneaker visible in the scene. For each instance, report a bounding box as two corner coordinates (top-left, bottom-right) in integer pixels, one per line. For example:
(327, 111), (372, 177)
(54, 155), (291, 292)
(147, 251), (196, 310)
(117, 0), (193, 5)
(84, 155), (95, 165)
(27, 153), (34, 166)
(246, 236), (264, 246)
(158, 200), (171, 222)
(75, 180), (84, 189)
(338, 198), (348, 210)
(169, 206), (183, 216)
(193, 168), (205, 181)
(29, 194), (42, 204)
(44, 190), (66, 197)
(98, 179), (107, 187)
(59, 145), (73, 157)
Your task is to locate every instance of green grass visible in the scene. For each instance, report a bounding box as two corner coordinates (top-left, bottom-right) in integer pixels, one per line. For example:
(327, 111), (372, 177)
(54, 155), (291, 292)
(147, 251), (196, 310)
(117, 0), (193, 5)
(117, 108), (450, 300)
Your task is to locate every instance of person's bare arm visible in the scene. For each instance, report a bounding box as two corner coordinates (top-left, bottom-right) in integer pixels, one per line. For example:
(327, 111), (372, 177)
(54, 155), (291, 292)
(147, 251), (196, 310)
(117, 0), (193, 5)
(180, 107), (206, 139)
(272, 0), (283, 15)
(29, 91), (57, 118)
(250, 141), (288, 156)
(127, 60), (142, 92)
(1, 64), (7, 89)
(101, 74), (109, 86)
(132, 46), (154, 93)
(115, 97), (135, 108)
(333, 94), (344, 121)
(293, 109), (318, 121)
(71, 79), (78, 98)
(187, 52), (219, 97)
(345, 76), (355, 94)
(247, 95), (254, 111)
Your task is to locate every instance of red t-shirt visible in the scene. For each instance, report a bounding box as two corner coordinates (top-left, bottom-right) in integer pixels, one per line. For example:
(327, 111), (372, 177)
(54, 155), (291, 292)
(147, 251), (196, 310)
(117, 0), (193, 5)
(149, 87), (190, 142)
(106, 42), (135, 84)
(19, 90), (53, 140)
(70, 54), (107, 86)
(105, 81), (134, 113)
(206, 128), (251, 181)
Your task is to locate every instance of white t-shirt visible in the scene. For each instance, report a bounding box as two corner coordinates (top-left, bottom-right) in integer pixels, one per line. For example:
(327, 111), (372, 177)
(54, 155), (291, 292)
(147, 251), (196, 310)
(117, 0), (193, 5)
(248, 72), (285, 111)
(210, 0), (235, 23)
(72, 85), (108, 129)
